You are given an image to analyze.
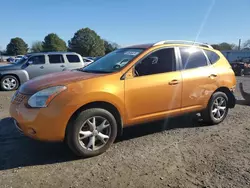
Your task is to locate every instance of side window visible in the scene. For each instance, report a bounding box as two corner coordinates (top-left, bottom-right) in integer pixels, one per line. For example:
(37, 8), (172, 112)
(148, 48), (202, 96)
(48, 55), (64, 64)
(134, 48), (176, 76)
(28, 55), (45, 65)
(66, 55), (80, 63)
(180, 47), (208, 70)
(204, 50), (220, 64)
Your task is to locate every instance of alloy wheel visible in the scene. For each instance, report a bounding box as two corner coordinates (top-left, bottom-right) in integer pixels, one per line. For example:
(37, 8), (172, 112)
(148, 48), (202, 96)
(211, 97), (227, 120)
(2, 77), (17, 90)
(78, 116), (111, 151)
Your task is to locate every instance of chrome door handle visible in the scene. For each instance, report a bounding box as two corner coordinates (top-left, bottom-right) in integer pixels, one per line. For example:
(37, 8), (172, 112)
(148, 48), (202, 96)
(169, 79), (180, 85)
(209, 74), (217, 78)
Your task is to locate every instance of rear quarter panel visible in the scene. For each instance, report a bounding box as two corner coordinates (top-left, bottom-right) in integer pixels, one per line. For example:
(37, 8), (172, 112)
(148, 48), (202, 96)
(213, 51), (236, 89)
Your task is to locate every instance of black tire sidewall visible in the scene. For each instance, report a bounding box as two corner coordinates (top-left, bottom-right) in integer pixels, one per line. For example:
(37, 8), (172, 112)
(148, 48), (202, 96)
(208, 92), (229, 124)
(0, 75), (19, 91)
(67, 108), (117, 157)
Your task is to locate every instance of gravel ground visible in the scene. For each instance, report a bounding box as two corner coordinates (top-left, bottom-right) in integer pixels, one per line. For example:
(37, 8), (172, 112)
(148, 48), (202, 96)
(1, 77), (250, 188)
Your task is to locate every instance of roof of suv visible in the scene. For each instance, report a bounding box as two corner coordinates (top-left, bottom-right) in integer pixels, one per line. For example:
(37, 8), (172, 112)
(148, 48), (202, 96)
(26, 52), (79, 56)
(124, 40), (214, 50)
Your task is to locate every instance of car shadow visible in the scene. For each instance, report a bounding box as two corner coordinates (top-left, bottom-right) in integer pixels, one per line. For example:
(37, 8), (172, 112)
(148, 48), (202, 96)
(0, 114), (208, 171)
(117, 113), (206, 142)
(236, 99), (250, 106)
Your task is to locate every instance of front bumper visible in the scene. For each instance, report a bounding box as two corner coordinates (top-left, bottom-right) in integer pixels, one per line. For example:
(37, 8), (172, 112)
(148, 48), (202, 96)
(9, 93), (72, 142)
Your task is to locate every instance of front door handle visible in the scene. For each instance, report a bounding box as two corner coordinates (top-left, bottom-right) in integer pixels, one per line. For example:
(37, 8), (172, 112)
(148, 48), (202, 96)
(60, 65), (65, 68)
(40, 66), (44, 69)
(169, 79), (180, 85)
(209, 74), (217, 78)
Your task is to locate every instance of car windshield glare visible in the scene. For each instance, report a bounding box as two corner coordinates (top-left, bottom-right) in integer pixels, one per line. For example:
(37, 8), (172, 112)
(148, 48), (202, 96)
(82, 48), (144, 73)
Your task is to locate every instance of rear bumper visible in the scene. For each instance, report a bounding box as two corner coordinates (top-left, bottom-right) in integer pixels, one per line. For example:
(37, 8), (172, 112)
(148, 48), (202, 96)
(244, 69), (250, 75)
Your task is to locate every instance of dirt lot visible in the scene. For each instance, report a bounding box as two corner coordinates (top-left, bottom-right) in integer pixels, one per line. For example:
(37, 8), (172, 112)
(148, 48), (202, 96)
(1, 77), (250, 188)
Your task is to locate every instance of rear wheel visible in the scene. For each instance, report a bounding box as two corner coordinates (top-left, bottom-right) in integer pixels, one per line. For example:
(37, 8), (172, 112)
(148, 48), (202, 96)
(0, 75), (19, 91)
(66, 108), (117, 157)
(201, 92), (229, 125)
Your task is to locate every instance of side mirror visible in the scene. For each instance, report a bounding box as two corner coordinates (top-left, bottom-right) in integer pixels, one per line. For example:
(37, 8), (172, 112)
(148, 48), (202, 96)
(27, 61), (33, 65)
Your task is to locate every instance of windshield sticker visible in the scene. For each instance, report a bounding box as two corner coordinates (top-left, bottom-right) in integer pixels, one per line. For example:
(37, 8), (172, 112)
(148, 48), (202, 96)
(124, 51), (140, 56)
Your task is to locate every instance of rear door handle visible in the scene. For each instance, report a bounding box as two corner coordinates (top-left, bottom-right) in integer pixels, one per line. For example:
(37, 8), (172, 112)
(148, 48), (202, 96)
(40, 66), (44, 69)
(169, 79), (180, 85)
(60, 65), (65, 68)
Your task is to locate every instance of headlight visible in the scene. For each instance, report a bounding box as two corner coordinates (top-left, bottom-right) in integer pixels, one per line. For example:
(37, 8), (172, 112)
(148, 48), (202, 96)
(28, 86), (67, 108)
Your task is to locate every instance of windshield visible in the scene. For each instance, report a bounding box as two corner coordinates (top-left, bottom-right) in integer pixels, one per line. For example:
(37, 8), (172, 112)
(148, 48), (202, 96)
(82, 48), (144, 73)
(12, 55), (29, 64)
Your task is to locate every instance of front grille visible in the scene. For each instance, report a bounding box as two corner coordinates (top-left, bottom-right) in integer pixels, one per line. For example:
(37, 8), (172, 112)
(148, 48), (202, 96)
(12, 91), (27, 104)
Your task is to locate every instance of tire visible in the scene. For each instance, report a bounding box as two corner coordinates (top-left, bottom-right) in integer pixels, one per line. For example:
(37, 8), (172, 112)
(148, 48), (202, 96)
(201, 92), (229, 125)
(0, 75), (19, 91)
(66, 108), (117, 157)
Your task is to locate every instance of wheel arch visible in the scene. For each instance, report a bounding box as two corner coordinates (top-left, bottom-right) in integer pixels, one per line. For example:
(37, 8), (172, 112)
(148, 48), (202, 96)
(0, 70), (29, 85)
(65, 101), (123, 140)
(213, 87), (235, 108)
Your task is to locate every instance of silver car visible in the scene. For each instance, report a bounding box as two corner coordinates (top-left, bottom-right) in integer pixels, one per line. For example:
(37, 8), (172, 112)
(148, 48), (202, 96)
(0, 52), (84, 91)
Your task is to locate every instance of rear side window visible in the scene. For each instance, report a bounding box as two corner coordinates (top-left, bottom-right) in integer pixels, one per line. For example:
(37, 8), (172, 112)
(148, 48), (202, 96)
(204, 50), (220, 64)
(29, 55), (45, 65)
(66, 55), (80, 63)
(48, 55), (64, 64)
(180, 47), (208, 70)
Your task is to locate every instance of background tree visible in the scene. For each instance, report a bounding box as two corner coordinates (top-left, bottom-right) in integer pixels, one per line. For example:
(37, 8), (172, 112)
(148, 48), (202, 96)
(211, 44), (220, 50)
(211, 42), (236, 51)
(6, 37), (28, 55)
(43, 33), (67, 52)
(68, 28), (105, 56)
(30, 41), (43, 52)
(104, 40), (119, 54)
(243, 40), (250, 50)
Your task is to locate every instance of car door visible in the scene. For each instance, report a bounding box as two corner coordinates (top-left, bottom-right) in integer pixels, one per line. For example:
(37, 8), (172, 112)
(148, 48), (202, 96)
(47, 54), (67, 73)
(124, 47), (182, 125)
(23, 55), (47, 79)
(178, 47), (218, 112)
(66, 54), (84, 69)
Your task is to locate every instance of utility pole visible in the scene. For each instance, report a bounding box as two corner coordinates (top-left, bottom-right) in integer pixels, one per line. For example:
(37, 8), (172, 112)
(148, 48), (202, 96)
(238, 39), (241, 50)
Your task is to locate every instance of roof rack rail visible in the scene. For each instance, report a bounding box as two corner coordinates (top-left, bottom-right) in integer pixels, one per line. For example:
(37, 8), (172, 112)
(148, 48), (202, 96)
(153, 40), (213, 49)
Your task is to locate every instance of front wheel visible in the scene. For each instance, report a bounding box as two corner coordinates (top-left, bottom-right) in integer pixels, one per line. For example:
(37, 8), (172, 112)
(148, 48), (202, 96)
(0, 75), (19, 91)
(66, 108), (117, 157)
(201, 92), (229, 125)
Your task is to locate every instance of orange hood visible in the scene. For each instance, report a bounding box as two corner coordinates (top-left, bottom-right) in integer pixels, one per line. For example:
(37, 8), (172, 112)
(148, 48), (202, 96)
(19, 70), (106, 94)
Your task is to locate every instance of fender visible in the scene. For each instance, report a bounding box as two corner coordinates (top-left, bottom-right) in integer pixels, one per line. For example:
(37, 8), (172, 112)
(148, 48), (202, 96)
(67, 91), (126, 119)
(0, 70), (29, 84)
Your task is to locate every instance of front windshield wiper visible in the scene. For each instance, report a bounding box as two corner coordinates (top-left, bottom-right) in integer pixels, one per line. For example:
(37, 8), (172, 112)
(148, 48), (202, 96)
(79, 69), (112, 73)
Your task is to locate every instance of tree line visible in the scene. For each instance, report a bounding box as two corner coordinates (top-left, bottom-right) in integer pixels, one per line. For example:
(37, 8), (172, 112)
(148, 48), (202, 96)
(2, 26), (250, 56)
(211, 40), (250, 51)
(4, 27), (120, 56)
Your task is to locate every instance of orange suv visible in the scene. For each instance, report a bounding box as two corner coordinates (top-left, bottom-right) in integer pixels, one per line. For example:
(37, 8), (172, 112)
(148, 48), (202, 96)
(9, 40), (236, 157)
